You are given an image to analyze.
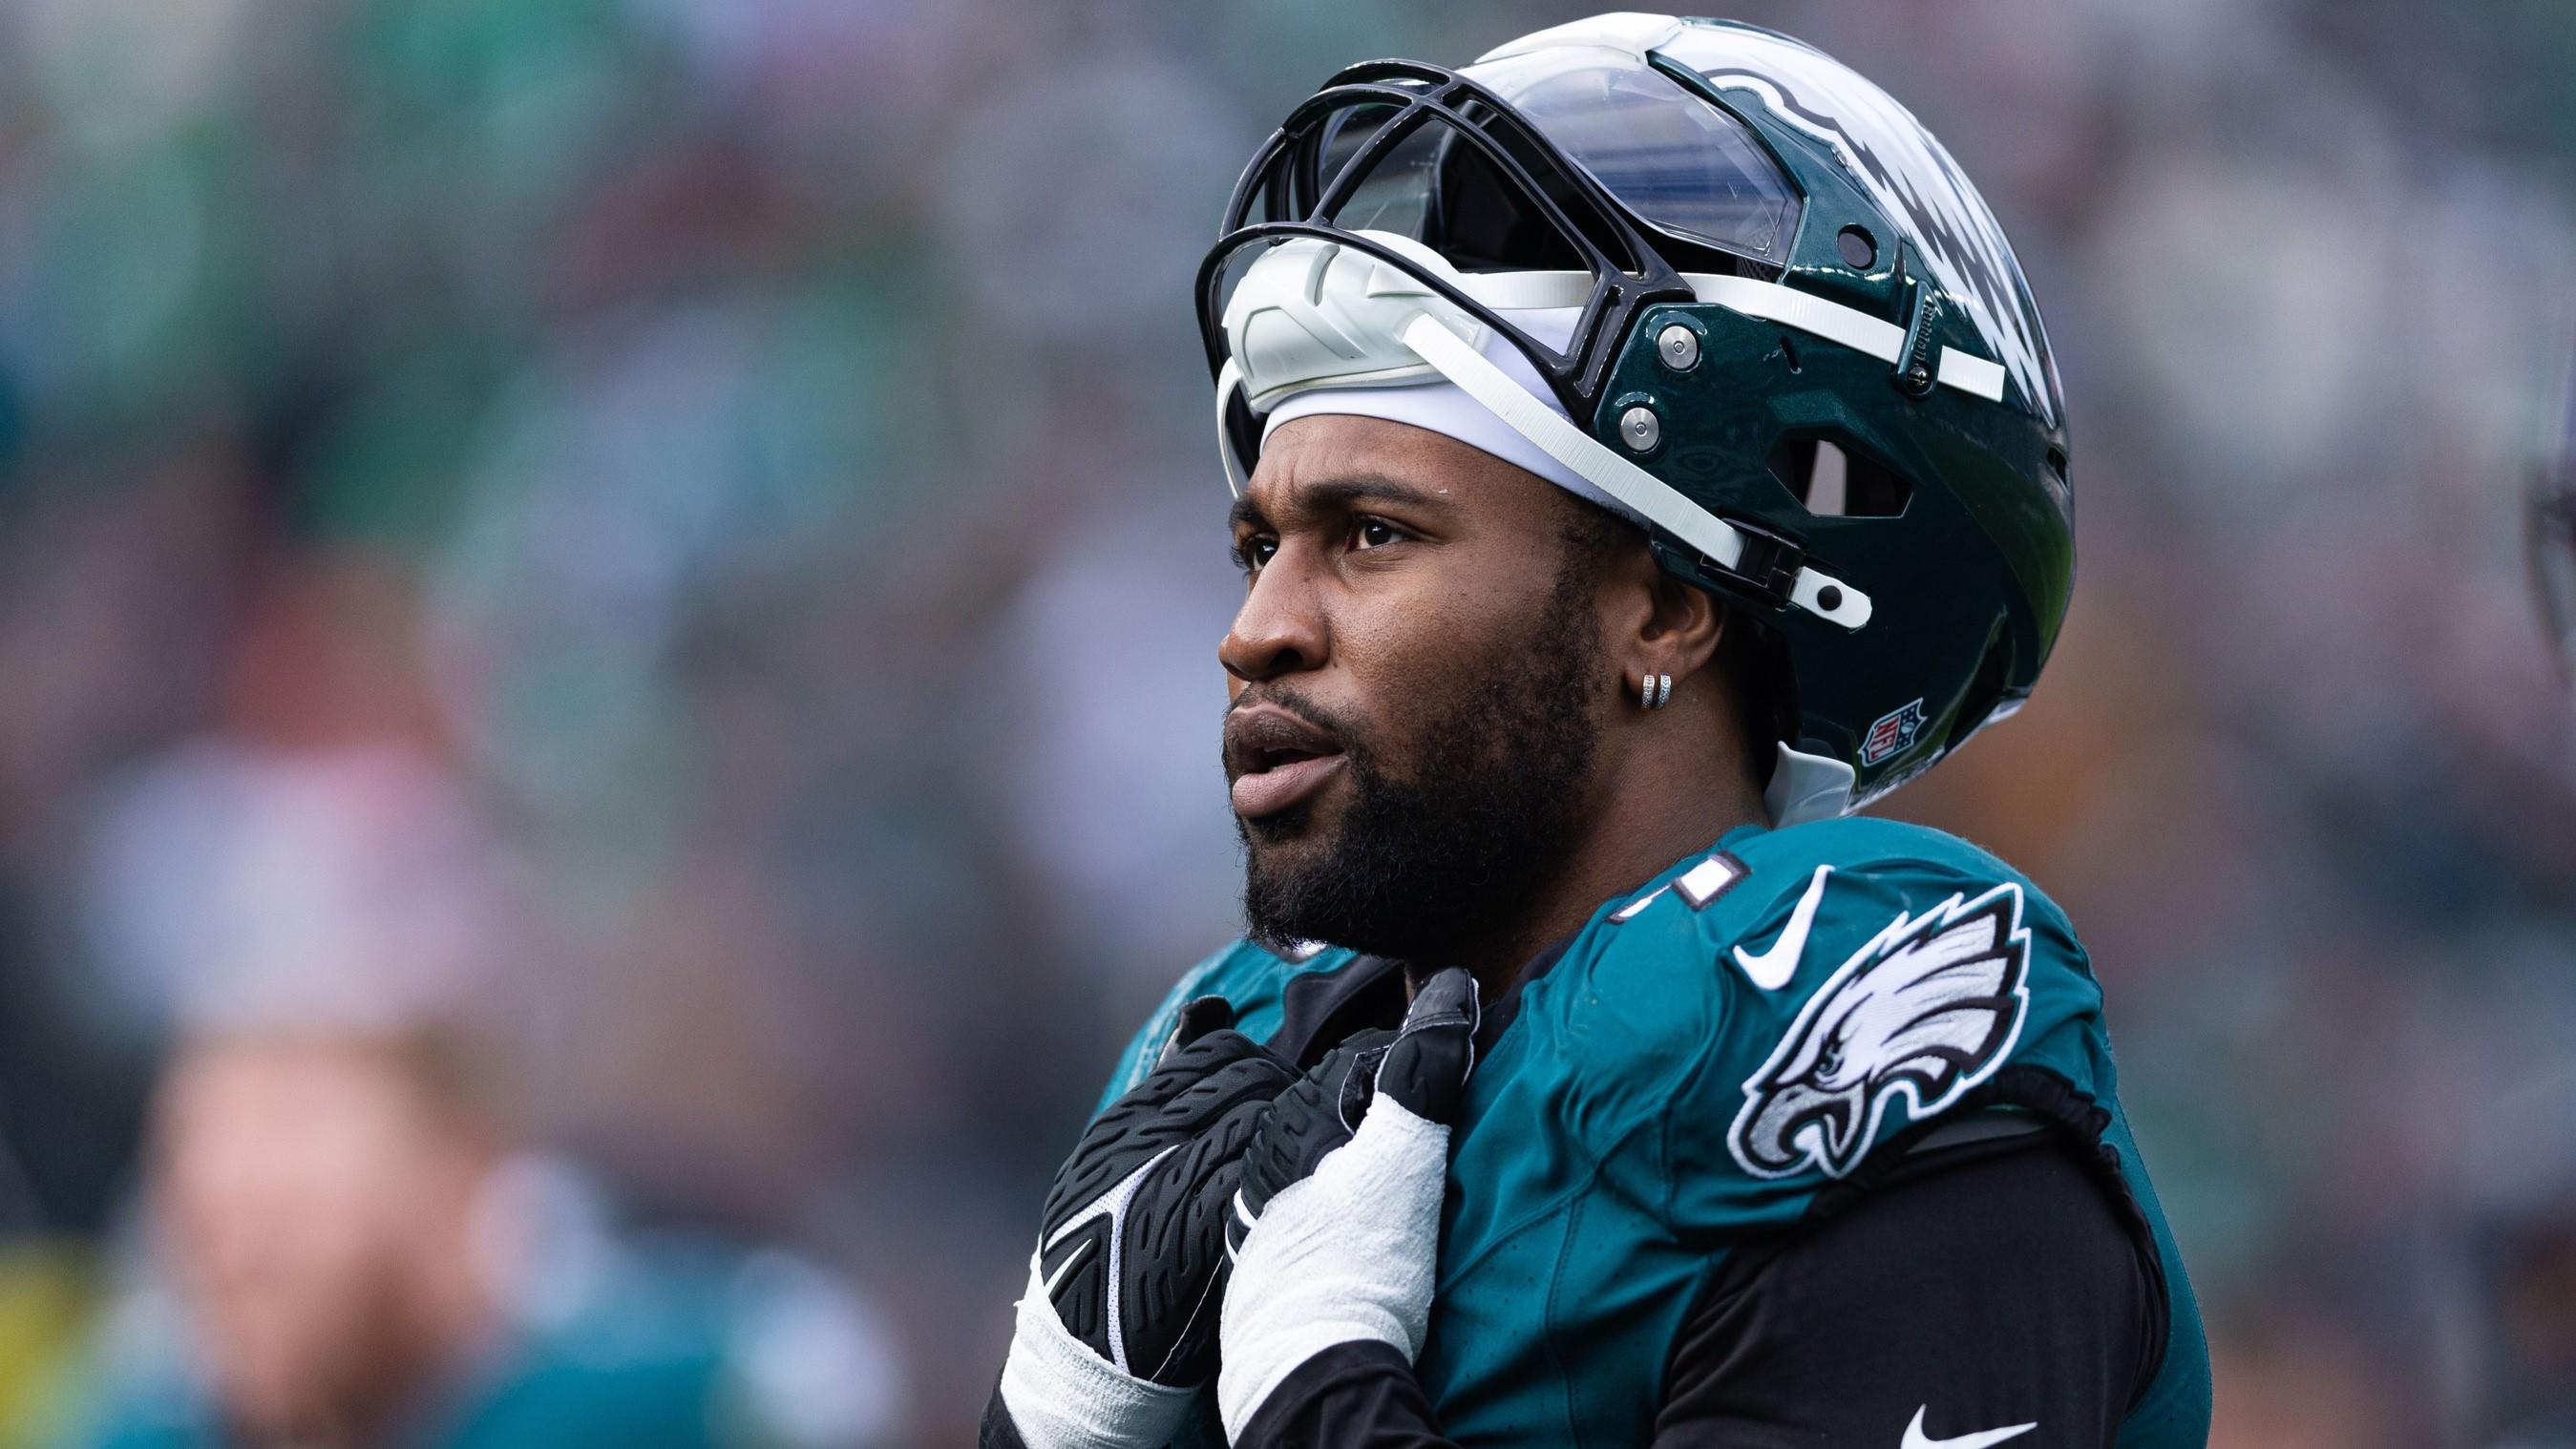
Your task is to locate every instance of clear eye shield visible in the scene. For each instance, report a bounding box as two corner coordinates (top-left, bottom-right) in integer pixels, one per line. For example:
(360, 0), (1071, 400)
(1198, 52), (1882, 630)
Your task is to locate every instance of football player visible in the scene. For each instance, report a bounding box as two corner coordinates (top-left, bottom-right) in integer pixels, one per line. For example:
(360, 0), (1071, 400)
(985, 15), (2211, 1448)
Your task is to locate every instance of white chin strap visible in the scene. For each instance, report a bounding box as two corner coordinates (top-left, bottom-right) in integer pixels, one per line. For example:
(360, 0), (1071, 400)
(1214, 233), (1879, 632)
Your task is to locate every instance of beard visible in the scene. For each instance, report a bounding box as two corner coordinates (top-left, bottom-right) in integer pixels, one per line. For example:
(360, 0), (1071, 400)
(1235, 559), (1605, 966)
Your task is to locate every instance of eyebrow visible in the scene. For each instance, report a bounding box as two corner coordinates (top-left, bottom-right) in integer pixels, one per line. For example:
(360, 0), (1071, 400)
(1228, 472), (1449, 532)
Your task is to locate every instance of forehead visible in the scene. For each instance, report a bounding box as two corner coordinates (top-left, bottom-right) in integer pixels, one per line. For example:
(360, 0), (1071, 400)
(160, 1040), (414, 1136)
(1243, 412), (1567, 521)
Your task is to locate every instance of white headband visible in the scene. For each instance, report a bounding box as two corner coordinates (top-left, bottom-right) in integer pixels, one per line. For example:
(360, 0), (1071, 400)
(1257, 304), (1652, 531)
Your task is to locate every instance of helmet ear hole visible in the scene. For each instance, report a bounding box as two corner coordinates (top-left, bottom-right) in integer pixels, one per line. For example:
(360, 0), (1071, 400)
(1766, 434), (1912, 518)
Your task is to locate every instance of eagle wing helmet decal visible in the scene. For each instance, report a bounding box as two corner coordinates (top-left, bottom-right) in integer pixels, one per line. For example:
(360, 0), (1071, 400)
(1728, 882), (2033, 1180)
(1667, 25), (2066, 429)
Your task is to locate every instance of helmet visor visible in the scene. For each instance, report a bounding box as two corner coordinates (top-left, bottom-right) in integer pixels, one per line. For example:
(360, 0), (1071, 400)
(1463, 48), (1801, 264)
(1249, 52), (1803, 273)
(1239, 84), (1614, 278)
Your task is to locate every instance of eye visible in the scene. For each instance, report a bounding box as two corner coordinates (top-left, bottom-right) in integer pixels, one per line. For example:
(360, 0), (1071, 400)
(1352, 516), (1403, 550)
(1235, 535), (1278, 575)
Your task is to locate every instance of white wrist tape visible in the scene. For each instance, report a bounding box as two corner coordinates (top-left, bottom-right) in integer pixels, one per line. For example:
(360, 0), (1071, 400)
(998, 1257), (1196, 1449)
(1216, 1098), (1450, 1440)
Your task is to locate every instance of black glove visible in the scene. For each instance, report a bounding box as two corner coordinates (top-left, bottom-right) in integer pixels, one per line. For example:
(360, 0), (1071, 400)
(990, 998), (1297, 1449)
(1042, 1000), (1294, 1382)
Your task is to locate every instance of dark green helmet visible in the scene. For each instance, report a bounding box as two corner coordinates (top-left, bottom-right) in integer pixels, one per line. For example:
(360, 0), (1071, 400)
(1197, 14), (2073, 821)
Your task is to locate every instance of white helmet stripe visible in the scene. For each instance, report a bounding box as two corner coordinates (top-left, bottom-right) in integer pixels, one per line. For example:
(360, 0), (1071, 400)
(1434, 270), (2007, 403)
(1687, 275), (2007, 404)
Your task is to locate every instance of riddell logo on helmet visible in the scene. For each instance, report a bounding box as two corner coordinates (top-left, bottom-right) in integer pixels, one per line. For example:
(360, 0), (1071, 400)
(1860, 700), (1926, 766)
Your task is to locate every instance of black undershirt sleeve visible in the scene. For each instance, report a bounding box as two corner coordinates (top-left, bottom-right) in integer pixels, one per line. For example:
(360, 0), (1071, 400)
(1233, 1340), (1453, 1449)
(1653, 1128), (2166, 1447)
(1232, 1131), (2164, 1449)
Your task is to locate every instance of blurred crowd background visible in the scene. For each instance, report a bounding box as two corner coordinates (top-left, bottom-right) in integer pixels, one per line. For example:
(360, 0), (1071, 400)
(0, 0), (2571, 1445)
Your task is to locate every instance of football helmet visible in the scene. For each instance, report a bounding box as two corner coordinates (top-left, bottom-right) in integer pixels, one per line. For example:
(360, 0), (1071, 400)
(1197, 14), (2074, 821)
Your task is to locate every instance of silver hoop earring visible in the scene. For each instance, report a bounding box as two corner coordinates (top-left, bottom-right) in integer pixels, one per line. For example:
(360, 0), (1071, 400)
(1640, 672), (1673, 710)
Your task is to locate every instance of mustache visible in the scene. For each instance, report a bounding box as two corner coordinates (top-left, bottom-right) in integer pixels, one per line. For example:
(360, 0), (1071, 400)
(1224, 686), (1373, 761)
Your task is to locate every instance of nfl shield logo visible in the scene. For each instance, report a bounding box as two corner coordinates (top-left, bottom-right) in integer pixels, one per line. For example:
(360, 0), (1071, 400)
(1861, 699), (1926, 766)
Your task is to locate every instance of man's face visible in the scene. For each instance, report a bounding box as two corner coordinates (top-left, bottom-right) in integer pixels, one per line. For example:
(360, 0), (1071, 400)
(1221, 414), (1615, 963)
(154, 1040), (489, 1440)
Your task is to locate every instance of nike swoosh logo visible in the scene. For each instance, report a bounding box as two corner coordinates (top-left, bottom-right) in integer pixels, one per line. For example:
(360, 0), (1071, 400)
(1040, 1236), (1094, 1298)
(1041, 1143), (1181, 1373)
(1901, 1406), (2036, 1449)
(1731, 864), (1832, 990)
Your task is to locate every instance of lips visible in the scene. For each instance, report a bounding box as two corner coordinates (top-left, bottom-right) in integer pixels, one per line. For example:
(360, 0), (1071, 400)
(1224, 704), (1349, 820)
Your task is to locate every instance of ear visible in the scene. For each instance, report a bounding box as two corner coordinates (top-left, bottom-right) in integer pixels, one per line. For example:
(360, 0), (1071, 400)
(1606, 543), (1725, 690)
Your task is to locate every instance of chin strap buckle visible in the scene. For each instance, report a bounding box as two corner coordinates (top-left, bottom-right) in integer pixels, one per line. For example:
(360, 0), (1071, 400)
(1651, 521), (1870, 631)
(1717, 517), (1808, 607)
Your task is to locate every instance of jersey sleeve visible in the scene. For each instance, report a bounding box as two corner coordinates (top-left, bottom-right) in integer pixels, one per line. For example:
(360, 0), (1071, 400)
(1636, 827), (2110, 1237)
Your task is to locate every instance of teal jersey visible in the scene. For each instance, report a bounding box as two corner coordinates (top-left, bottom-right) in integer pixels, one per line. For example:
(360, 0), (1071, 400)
(64, 1236), (902, 1449)
(1103, 816), (2210, 1448)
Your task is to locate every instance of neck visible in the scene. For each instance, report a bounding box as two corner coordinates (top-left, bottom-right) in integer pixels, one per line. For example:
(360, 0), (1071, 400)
(1408, 742), (1767, 1003)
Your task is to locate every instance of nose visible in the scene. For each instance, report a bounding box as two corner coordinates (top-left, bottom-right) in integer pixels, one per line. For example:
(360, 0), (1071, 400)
(1219, 560), (1327, 685)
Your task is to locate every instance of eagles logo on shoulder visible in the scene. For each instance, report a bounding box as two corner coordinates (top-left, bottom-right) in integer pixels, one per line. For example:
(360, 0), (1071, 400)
(1728, 882), (2032, 1179)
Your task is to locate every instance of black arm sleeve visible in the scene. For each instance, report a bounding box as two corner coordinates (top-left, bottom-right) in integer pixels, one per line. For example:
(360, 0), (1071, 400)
(1234, 1132), (2164, 1449)
(1654, 1131), (2166, 1447)
(1234, 1339), (1452, 1449)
